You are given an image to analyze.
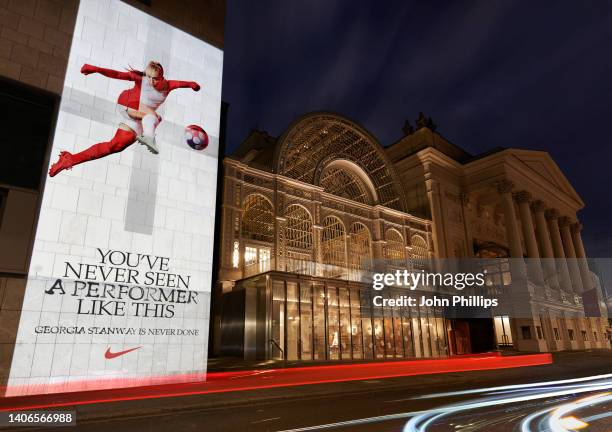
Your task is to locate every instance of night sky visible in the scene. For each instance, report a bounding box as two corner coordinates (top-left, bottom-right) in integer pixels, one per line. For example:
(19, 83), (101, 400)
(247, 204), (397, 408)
(221, 1), (612, 257)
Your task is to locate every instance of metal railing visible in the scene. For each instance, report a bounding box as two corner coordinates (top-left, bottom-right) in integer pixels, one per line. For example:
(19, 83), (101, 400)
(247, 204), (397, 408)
(269, 338), (284, 360)
(243, 258), (375, 281)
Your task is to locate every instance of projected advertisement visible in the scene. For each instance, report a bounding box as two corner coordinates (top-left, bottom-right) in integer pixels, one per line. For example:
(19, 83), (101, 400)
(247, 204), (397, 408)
(7, 0), (223, 395)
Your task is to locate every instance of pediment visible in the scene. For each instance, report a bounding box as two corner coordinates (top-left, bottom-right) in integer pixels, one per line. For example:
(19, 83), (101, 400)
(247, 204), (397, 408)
(523, 159), (565, 189)
(510, 150), (583, 206)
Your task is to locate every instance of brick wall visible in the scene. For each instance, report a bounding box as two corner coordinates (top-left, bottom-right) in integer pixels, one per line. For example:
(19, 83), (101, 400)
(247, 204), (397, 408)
(123, 0), (225, 50)
(0, 0), (224, 95)
(0, 0), (79, 94)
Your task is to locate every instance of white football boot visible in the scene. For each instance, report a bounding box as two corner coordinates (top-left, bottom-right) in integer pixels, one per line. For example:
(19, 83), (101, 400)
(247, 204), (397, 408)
(137, 135), (159, 154)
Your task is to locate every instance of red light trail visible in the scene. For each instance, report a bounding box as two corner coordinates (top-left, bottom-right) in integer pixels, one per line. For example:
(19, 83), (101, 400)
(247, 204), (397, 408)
(0, 353), (551, 412)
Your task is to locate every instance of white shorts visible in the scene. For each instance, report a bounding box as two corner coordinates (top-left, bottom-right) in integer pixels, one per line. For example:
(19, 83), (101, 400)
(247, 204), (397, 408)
(116, 104), (143, 135)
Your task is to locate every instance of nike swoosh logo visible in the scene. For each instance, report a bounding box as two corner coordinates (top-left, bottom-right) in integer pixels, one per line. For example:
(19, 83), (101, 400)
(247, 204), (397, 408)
(104, 346), (142, 359)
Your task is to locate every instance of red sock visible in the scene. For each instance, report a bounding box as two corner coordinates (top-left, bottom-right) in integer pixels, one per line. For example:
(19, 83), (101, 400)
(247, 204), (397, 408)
(71, 129), (136, 166)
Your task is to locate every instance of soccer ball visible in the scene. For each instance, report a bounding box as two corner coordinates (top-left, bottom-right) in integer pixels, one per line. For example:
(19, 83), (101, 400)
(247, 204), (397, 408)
(184, 124), (208, 151)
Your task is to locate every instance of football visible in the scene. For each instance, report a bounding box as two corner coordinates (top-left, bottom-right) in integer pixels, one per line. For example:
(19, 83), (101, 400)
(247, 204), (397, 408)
(184, 124), (209, 150)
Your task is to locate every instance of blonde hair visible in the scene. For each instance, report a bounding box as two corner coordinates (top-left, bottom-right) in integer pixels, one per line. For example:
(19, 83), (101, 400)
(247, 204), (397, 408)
(145, 61), (164, 77)
(129, 61), (164, 77)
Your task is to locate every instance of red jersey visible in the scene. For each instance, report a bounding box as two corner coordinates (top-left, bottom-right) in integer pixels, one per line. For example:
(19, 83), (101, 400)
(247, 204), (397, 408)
(81, 64), (199, 110)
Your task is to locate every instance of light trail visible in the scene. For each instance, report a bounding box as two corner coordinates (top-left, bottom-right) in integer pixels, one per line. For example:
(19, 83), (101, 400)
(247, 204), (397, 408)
(412, 373), (612, 399)
(276, 373), (612, 432)
(404, 374), (612, 432)
(0, 353), (551, 410)
(274, 410), (430, 432)
(547, 392), (612, 432)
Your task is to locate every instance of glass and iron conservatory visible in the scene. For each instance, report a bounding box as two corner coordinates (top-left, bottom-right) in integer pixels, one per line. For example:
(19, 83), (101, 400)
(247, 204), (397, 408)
(218, 113), (448, 361)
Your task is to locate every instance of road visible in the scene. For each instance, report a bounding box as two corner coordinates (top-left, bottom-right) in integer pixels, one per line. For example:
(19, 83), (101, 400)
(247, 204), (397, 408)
(2, 351), (611, 432)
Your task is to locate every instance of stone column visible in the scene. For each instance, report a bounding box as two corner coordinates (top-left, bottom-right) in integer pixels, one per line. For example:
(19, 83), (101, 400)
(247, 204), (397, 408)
(372, 216), (386, 273)
(514, 191), (539, 257)
(533, 201), (553, 258)
(532, 200), (559, 289)
(514, 191), (545, 288)
(402, 225), (412, 266)
(496, 177), (531, 351)
(275, 216), (287, 272)
(460, 193), (474, 256)
(274, 185), (286, 272)
(345, 233), (352, 280)
(496, 180), (523, 258)
(497, 181), (542, 352)
(426, 179), (448, 258)
(559, 217), (584, 295)
(313, 225), (323, 276)
(571, 223), (593, 292)
(546, 210), (574, 297)
(372, 240), (385, 261)
(571, 222), (602, 326)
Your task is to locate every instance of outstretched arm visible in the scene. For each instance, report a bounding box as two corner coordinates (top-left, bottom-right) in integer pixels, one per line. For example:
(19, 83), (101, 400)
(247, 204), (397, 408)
(167, 80), (201, 91)
(81, 64), (139, 81)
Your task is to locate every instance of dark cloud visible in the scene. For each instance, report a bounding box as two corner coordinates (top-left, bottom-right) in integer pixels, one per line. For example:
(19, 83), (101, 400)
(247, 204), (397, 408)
(222, 0), (612, 257)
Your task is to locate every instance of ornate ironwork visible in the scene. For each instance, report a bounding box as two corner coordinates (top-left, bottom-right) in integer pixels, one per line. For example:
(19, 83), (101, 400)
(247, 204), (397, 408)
(276, 114), (404, 211)
(241, 194), (274, 243)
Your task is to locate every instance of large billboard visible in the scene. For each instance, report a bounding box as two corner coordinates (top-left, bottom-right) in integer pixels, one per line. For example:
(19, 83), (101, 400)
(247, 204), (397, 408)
(7, 0), (222, 395)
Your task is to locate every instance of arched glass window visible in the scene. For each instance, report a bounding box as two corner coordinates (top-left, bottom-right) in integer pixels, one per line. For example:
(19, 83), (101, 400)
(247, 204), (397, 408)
(277, 115), (403, 210)
(349, 222), (372, 280)
(385, 229), (405, 263)
(320, 167), (372, 205)
(241, 194), (274, 243)
(322, 216), (347, 278)
(285, 204), (313, 274)
(410, 234), (429, 270)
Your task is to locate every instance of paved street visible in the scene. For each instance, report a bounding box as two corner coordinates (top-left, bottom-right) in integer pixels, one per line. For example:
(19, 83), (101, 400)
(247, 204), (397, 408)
(2, 351), (611, 432)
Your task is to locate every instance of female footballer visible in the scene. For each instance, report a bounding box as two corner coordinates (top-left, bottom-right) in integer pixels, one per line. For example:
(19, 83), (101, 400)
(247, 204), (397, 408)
(49, 61), (200, 177)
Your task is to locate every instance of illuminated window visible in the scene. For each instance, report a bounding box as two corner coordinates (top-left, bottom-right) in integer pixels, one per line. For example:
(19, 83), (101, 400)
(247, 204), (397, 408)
(320, 166), (372, 204)
(285, 204), (313, 274)
(348, 222), (371, 280)
(410, 234), (428, 270)
(494, 316), (513, 346)
(322, 216), (346, 278)
(477, 243), (511, 287)
(245, 246), (257, 266)
(385, 229), (404, 263)
(259, 248), (271, 273)
(241, 194), (274, 243)
(244, 246), (271, 276)
(232, 241), (240, 268)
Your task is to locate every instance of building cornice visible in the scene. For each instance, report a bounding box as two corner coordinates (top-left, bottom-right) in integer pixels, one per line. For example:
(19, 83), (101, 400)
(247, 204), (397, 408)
(394, 147), (584, 214)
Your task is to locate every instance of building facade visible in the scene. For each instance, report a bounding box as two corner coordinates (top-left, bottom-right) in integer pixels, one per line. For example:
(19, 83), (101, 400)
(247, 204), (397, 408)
(0, 0), (225, 392)
(216, 112), (609, 361)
